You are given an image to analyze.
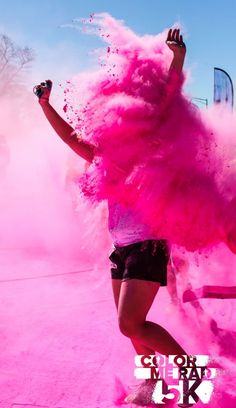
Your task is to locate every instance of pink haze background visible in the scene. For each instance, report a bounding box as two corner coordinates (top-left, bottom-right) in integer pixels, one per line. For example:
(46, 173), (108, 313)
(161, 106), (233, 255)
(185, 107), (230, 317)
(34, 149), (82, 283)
(0, 13), (235, 408)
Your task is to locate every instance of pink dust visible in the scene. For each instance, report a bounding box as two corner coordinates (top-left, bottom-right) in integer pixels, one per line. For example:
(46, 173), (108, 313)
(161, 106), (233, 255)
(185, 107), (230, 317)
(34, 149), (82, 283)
(0, 12), (235, 408)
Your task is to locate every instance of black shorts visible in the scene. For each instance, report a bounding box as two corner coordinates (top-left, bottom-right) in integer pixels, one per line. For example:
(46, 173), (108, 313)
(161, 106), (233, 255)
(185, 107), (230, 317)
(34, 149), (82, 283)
(109, 240), (170, 286)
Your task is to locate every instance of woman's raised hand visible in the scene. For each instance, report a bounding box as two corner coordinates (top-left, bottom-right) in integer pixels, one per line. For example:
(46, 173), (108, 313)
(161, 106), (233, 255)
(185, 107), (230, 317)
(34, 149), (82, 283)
(33, 80), (52, 106)
(166, 28), (186, 57)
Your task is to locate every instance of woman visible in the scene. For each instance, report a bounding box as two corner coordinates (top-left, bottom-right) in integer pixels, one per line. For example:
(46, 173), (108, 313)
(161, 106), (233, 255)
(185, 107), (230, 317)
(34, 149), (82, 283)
(34, 29), (198, 407)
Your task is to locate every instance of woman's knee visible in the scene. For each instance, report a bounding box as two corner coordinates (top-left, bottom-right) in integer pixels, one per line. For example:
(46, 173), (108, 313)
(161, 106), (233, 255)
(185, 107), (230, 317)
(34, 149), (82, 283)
(118, 315), (144, 338)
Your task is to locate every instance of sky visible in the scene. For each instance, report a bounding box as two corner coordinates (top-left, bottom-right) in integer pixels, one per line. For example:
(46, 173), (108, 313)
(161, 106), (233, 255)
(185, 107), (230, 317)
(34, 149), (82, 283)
(0, 0), (236, 106)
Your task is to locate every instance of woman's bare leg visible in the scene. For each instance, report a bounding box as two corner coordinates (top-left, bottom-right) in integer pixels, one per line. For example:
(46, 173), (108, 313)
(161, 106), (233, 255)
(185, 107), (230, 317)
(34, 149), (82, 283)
(117, 279), (187, 356)
(114, 278), (200, 407)
(112, 279), (156, 355)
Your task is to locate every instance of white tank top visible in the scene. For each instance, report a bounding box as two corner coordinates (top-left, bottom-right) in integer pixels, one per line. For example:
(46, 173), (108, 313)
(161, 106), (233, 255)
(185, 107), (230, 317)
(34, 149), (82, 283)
(108, 200), (157, 247)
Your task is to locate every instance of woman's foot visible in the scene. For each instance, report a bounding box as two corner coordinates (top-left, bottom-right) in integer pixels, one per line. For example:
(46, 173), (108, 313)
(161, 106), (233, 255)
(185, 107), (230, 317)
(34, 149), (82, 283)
(124, 379), (175, 406)
(124, 379), (157, 406)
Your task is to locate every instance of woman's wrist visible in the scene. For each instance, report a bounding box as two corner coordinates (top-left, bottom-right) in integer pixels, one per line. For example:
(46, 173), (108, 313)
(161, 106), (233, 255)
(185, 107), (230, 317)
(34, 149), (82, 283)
(39, 100), (51, 109)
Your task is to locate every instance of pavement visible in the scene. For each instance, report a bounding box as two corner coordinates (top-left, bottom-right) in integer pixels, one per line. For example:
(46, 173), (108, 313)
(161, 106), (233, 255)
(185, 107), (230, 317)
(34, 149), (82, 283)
(0, 248), (235, 408)
(0, 248), (141, 408)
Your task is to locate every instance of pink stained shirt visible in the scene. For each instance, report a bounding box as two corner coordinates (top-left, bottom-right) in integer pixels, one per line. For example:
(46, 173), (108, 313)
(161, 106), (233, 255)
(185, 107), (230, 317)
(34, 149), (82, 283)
(108, 200), (157, 247)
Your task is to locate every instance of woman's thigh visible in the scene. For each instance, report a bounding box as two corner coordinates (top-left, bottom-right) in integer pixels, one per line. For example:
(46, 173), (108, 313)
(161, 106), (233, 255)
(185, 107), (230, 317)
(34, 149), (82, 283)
(111, 278), (122, 310)
(118, 279), (160, 325)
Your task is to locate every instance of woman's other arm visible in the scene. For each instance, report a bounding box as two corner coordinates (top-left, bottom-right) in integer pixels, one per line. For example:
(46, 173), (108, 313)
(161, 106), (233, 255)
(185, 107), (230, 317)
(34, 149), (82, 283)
(34, 80), (95, 163)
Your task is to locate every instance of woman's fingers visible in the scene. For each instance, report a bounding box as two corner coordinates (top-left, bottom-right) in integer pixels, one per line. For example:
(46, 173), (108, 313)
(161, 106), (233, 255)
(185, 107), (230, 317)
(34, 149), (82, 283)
(176, 28), (180, 42)
(33, 80), (52, 98)
(166, 28), (184, 45)
(172, 28), (177, 41)
(45, 79), (52, 89)
(166, 28), (172, 42)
